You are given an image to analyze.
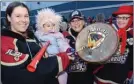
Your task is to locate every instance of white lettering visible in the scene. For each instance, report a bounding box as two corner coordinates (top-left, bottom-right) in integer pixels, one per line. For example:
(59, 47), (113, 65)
(6, 49), (22, 57)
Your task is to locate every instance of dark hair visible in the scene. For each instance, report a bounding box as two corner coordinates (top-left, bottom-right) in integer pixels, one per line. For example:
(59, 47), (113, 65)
(5, 1), (30, 26)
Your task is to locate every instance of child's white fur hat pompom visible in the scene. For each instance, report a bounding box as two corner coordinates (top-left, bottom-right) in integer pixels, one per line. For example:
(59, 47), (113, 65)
(36, 8), (62, 32)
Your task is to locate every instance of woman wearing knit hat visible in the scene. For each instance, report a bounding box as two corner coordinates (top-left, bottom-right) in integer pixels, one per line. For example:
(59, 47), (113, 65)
(35, 8), (74, 84)
(95, 5), (133, 84)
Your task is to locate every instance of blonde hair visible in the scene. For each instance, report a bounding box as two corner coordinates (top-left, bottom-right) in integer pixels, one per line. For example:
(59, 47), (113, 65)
(36, 8), (62, 32)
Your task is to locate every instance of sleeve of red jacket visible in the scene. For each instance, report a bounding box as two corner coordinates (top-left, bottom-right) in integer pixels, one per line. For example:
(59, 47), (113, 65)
(1, 36), (70, 84)
(1, 36), (70, 74)
(1, 36), (29, 66)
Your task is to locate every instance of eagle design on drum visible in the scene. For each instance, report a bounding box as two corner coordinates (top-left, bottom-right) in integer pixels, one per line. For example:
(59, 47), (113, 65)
(88, 32), (105, 49)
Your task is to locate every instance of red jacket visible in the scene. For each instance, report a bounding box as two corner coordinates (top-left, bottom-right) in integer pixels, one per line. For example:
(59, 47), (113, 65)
(1, 29), (70, 84)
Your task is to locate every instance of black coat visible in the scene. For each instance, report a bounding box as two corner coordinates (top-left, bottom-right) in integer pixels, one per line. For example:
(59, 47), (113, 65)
(1, 29), (60, 84)
(64, 28), (95, 84)
(95, 28), (133, 84)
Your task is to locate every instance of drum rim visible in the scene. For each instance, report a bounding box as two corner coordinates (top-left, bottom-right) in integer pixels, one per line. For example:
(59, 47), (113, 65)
(75, 22), (119, 63)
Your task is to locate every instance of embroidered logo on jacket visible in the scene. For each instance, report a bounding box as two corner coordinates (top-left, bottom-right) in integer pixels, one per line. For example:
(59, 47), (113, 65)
(68, 57), (87, 72)
(6, 49), (22, 61)
(107, 48), (129, 64)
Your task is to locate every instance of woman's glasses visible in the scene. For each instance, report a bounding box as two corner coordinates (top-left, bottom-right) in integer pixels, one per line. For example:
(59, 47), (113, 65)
(116, 16), (130, 20)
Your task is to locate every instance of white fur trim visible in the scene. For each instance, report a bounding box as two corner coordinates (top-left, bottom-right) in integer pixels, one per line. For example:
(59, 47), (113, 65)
(36, 8), (62, 32)
(57, 56), (63, 73)
(26, 39), (37, 42)
(13, 39), (18, 51)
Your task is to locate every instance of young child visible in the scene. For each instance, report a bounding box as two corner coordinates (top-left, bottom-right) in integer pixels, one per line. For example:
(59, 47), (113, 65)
(35, 8), (73, 84)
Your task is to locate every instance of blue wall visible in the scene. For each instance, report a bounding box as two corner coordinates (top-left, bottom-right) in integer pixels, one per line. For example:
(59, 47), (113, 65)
(1, 1), (133, 25)
(29, 1), (133, 23)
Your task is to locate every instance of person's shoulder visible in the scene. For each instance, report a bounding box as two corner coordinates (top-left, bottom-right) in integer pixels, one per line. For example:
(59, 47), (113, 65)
(1, 29), (20, 45)
(127, 27), (133, 37)
(62, 31), (70, 38)
(1, 29), (10, 35)
(1, 29), (15, 40)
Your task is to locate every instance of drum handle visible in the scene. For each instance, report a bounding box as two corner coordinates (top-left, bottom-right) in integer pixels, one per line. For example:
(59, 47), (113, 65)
(72, 45), (92, 55)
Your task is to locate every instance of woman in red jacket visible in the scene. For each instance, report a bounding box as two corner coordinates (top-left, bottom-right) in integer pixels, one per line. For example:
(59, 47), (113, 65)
(95, 5), (133, 84)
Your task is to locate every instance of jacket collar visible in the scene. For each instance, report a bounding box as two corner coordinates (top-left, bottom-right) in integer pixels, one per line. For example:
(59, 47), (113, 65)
(1, 29), (35, 41)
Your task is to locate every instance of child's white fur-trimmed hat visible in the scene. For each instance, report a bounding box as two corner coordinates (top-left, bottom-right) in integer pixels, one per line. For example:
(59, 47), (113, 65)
(36, 8), (62, 31)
